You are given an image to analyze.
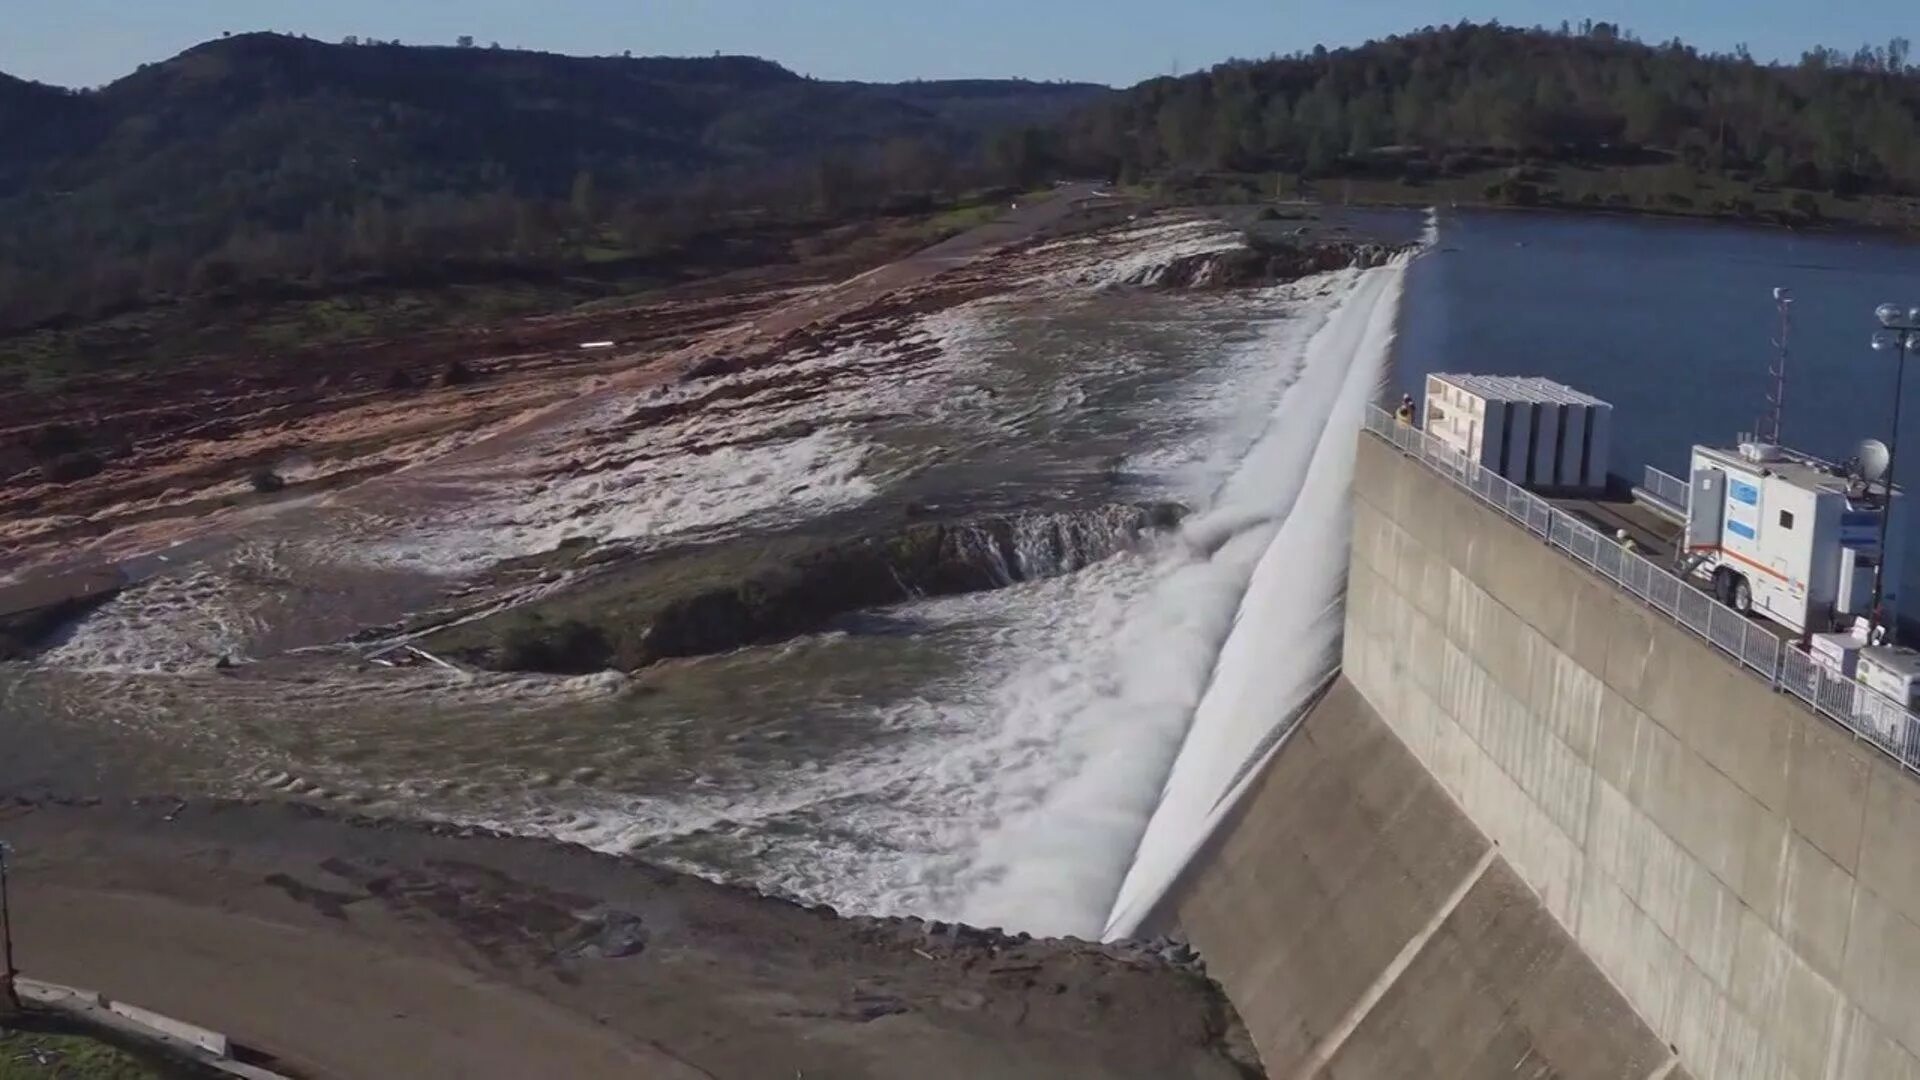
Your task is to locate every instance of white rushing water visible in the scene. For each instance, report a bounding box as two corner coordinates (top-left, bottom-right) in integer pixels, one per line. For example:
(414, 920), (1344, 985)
(948, 256), (1412, 937)
(1104, 252), (1409, 938)
(484, 267), (1361, 923)
(511, 256), (1414, 933)
(37, 566), (257, 673)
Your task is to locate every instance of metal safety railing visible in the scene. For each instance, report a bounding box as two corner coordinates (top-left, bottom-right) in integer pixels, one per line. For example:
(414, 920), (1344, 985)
(1363, 405), (1920, 777)
(1641, 465), (1691, 515)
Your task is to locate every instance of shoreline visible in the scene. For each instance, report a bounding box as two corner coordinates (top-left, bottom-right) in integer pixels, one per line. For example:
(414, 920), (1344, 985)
(1289, 184), (1920, 244)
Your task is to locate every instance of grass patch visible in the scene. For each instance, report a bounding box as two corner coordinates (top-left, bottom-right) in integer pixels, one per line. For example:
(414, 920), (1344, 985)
(900, 201), (1008, 245)
(925, 203), (1004, 233)
(0, 1029), (175, 1080)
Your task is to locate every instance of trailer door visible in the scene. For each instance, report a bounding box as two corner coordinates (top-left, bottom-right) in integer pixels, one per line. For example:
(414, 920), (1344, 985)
(1687, 467), (1726, 551)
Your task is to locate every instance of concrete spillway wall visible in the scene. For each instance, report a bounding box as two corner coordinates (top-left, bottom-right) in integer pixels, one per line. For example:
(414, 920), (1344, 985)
(1167, 678), (1682, 1077)
(1171, 430), (1920, 1079)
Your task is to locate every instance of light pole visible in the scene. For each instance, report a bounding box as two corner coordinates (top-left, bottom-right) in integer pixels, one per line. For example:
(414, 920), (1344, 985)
(1870, 302), (1920, 641)
(1759, 287), (1793, 445)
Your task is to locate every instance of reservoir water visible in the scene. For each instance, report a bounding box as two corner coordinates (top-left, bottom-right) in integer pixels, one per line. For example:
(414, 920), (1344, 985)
(1396, 208), (1920, 602)
(1399, 211), (1920, 480)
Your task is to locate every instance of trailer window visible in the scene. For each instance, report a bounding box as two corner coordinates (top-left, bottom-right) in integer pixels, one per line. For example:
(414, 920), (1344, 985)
(1779, 510), (1795, 530)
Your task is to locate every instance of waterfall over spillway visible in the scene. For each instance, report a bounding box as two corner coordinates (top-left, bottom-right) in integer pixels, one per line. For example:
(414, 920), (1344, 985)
(1104, 253), (1411, 938)
(950, 254), (1416, 938)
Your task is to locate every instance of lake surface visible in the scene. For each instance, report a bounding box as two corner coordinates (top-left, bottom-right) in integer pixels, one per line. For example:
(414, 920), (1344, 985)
(1396, 207), (1920, 593)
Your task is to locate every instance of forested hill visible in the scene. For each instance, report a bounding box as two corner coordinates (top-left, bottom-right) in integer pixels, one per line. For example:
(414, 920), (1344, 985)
(12, 24), (1920, 354)
(0, 33), (1103, 333)
(1048, 22), (1920, 208)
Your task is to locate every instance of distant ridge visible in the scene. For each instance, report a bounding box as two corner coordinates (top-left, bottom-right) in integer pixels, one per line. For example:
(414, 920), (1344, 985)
(0, 32), (1106, 333)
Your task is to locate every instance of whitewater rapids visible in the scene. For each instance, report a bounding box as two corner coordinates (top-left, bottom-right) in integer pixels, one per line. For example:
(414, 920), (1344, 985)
(560, 251), (1416, 934)
(957, 254), (1411, 938)
(1101, 254), (1408, 936)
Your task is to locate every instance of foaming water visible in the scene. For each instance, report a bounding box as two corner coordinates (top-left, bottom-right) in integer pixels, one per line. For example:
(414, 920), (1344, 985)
(566, 267), (1390, 929)
(455, 274), (1348, 920)
(362, 261), (1399, 933)
(956, 261), (1410, 937)
(1105, 253), (1410, 937)
(1020, 218), (1243, 291)
(340, 220), (1250, 577)
(361, 426), (882, 574)
(37, 567), (254, 673)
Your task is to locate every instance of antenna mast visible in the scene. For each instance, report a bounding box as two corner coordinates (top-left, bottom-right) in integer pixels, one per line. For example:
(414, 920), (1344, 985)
(1759, 287), (1793, 444)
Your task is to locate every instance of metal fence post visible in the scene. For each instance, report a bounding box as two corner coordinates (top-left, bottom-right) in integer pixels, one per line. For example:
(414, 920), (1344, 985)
(1, 840), (17, 1012)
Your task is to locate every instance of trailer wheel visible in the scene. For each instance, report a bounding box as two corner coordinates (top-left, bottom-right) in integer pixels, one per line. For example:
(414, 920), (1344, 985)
(1711, 567), (1732, 605)
(1730, 574), (1753, 616)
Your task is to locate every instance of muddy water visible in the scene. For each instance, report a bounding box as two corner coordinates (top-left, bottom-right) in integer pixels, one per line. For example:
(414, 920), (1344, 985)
(1, 214), (1412, 923)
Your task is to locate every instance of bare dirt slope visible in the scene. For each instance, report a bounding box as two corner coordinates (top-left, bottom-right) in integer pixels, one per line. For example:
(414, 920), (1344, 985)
(0, 187), (1113, 589)
(1, 799), (1257, 1080)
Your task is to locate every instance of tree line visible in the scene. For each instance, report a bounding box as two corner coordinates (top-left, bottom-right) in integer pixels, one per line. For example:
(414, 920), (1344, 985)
(0, 33), (1090, 341)
(7, 22), (1920, 346)
(1021, 22), (1920, 199)
(0, 138), (1030, 338)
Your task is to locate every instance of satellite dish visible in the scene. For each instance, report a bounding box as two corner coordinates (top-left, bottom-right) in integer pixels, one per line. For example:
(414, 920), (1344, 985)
(1858, 439), (1892, 483)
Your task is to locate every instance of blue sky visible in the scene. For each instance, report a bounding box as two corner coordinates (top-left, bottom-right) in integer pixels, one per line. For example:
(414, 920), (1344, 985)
(1, 0), (1908, 89)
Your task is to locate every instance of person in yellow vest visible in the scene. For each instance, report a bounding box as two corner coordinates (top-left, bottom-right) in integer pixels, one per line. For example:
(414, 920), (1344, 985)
(1616, 528), (1638, 555)
(1394, 393), (1416, 427)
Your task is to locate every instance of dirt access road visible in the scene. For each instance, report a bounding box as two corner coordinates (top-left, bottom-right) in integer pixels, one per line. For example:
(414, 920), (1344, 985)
(0, 799), (1257, 1080)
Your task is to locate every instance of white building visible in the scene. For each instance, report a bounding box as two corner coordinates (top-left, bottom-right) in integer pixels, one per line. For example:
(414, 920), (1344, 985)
(1421, 374), (1612, 493)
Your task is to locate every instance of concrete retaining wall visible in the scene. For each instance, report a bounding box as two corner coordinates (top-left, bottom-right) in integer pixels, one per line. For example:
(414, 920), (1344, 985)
(1167, 679), (1685, 1078)
(1339, 431), (1920, 1080)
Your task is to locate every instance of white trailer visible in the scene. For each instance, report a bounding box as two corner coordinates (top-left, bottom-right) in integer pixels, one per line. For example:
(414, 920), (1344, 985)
(1684, 440), (1906, 636)
(1422, 374), (1612, 493)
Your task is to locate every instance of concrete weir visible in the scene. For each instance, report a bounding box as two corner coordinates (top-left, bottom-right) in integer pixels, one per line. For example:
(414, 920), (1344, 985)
(1168, 431), (1920, 1079)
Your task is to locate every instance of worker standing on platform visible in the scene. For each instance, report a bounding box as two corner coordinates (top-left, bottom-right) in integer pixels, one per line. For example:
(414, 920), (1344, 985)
(1615, 528), (1638, 555)
(1394, 393), (1417, 427)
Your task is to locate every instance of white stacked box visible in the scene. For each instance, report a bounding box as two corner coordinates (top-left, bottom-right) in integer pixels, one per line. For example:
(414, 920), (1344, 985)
(1421, 374), (1612, 493)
